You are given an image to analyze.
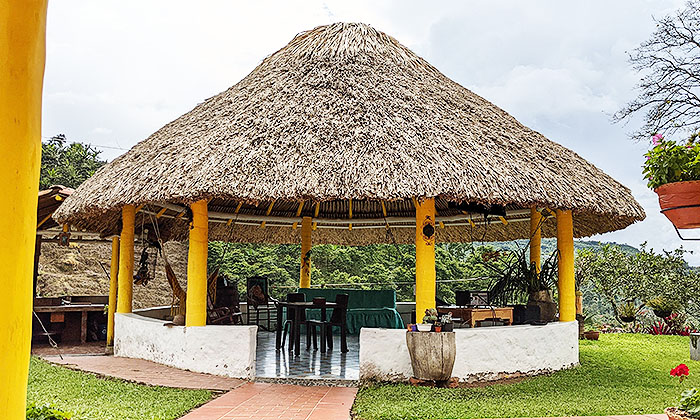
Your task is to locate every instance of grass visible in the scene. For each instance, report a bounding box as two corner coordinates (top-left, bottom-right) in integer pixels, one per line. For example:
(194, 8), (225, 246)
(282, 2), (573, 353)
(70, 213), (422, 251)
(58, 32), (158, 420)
(352, 333), (697, 420)
(27, 357), (212, 420)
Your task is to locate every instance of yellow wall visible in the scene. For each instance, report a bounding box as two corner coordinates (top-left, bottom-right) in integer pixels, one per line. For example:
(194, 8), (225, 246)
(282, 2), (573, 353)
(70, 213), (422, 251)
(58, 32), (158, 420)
(530, 207), (543, 272)
(299, 216), (312, 288)
(556, 209), (576, 322)
(186, 200), (208, 327)
(415, 198), (436, 320)
(0, 1), (47, 416)
(117, 205), (135, 313)
(106, 237), (119, 346)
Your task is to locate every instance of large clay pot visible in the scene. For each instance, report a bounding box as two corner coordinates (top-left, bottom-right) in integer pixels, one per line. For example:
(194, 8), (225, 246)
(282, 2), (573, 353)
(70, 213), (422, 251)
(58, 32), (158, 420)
(656, 181), (700, 229)
(529, 290), (558, 322)
(666, 407), (693, 420)
(406, 332), (456, 381)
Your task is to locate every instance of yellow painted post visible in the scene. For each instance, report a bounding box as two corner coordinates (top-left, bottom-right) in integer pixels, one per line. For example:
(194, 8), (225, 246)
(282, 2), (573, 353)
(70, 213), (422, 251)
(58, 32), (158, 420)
(415, 198), (436, 320)
(0, 1), (47, 416)
(530, 207), (543, 273)
(556, 209), (576, 322)
(116, 205), (135, 313)
(299, 216), (312, 288)
(185, 200), (208, 327)
(106, 237), (119, 348)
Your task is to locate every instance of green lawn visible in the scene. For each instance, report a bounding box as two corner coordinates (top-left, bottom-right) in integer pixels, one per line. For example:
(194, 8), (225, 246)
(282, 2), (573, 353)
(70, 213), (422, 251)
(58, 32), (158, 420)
(27, 357), (212, 420)
(352, 333), (696, 420)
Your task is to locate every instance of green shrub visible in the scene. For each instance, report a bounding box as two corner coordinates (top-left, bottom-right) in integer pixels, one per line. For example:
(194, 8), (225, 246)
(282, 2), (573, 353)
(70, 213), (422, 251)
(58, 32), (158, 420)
(680, 388), (700, 417)
(26, 402), (72, 420)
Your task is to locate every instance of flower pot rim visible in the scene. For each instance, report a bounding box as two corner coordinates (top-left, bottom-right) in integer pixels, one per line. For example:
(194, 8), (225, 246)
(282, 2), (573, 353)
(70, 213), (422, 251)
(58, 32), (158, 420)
(655, 180), (700, 193)
(665, 407), (696, 420)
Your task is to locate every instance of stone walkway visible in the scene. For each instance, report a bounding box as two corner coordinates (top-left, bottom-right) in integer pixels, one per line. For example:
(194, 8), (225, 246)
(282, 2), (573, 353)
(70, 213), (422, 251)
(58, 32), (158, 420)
(43, 355), (244, 391)
(179, 382), (357, 420)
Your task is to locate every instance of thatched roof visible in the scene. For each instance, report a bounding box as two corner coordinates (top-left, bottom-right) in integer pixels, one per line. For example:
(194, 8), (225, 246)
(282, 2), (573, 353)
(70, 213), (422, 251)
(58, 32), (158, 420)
(54, 22), (645, 245)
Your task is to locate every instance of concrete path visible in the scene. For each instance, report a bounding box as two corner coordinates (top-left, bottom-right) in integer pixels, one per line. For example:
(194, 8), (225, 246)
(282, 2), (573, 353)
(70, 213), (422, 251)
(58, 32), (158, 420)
(178, 382), (357, 420)
(43, 354), (244, 391)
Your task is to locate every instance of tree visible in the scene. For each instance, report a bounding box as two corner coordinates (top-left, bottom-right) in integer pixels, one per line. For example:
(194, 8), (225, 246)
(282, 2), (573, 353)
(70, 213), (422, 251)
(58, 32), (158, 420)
(40, 134), (105, 189)
(614, 1), (700, 141)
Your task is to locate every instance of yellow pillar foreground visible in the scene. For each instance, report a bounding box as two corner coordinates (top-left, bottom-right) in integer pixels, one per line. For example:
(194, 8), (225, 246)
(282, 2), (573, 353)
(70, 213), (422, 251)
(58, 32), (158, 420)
(556, 209), (576, 322)
(0, 1), (47, 416)
(415, 198), (436, 320)
(186, 200), (208, 327)
(299, 216), (312, 288)
(106, 237), (119, 347)
(117, 205), (135, 313)
(530, 207), (543, 272)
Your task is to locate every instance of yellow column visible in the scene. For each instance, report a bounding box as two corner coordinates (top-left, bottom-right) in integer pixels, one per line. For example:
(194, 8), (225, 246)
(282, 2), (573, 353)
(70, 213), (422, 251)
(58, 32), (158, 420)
(299, 216), (312, 288)
(556, 209), (576, 322)
(415, 198), (436, 320)
(0, 1), (47, 417)
(530, 207), (543, 273)
(186, 200), (208, 327)
(117, 205), (135, 313)
(106, 237), (119, 348)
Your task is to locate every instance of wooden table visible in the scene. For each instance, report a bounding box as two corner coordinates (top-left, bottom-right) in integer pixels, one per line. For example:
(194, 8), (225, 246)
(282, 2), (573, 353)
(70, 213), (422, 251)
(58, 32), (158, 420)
(437, 306), (513, 328)
(34, 303), (106, 343)
(275, 301), (338, 356)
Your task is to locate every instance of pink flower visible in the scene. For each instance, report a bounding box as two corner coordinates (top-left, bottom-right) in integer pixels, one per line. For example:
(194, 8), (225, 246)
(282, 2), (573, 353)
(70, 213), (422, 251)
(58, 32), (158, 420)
(688, 144), (694, 149)
(646, 155), (651, 160)
(652, 133), (664, 145)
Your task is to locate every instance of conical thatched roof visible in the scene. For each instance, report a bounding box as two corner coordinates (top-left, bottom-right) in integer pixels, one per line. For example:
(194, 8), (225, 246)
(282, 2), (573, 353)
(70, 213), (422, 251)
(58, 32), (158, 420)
(55, 22), (645, 245)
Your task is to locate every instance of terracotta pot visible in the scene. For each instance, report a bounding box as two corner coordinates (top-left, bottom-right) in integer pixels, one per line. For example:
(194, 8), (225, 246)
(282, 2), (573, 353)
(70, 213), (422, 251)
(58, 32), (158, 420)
(666, 407), (693, 420)
(583, 330), (600, 340)
(656, 181), (700, 229)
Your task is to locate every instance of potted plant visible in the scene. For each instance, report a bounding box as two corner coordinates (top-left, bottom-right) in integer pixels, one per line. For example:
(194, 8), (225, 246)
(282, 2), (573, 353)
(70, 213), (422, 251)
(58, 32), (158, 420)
(583, 327), (600, 340)
(440, 313), (454, 332)
(644, 133), (700, 229)
(666, 363), (694, 420)
(406, 310), (456, 383)
(648, 297), (678, 319)
(618, 300), (638, 323)
(421, 308), (438, 331)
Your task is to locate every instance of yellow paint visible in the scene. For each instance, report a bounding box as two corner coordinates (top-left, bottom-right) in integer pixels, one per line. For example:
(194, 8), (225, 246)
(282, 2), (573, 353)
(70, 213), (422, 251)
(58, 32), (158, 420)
(106, 237), (119, 346)
(55, 195), (62, 201)
(530, 207), (543, 273)
(439, 221), (445, 229)
(292, 201), (304, 229)
(185, 200), (208, 326)
(36, 212), (53, 229)
(176, 210), (185, 219)
(299, 217), (312, 288)
(381, 200), (387, 218)
(117, 205), (135, 313)
(415, 198), (436, 320)
(0, 1), (47, 415)
(62, 223), (69, 232)
(261, 200), (275, 228)
(155, 207), (167, 218)
(312, 202), (319, 230)
(556, 209), (575, 322)
(349, 199), (352, 230)
(134, 204), (144, 213)
(468, 218), (475, 228)
(498, 216), (508, 225)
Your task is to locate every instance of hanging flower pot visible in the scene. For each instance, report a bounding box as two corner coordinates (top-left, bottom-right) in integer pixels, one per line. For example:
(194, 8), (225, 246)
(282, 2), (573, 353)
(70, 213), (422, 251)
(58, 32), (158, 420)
(656, 181), (700, 229)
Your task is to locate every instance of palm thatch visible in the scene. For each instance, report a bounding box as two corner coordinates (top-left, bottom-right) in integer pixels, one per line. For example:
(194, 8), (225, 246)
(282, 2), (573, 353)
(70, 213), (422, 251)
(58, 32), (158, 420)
(54, 22), (645, 244)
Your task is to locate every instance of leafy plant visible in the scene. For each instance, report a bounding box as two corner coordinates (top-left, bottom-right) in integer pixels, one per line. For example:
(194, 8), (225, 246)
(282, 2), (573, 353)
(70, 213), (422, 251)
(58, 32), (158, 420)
(26, 403), (72, 420)
(422, 308), (438, 324)
(647, 296), (679, 316)
(643, 134), (700, 189)
(40, 134), (105, 190)
(681, 388), (700, 418)
(649, 320), (673, 335)
(618, 301), (638, 319)
(488, 248), (558, 306)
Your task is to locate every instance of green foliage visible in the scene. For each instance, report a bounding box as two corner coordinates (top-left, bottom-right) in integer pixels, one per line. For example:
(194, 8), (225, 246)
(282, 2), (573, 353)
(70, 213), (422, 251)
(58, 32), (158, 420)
(647, 296), (679, 314)
(27, 357), (211, 420)
(618, 301), (638, 319)
(576, 243), (700, 323)
(422, 308), (438, 324)
(681, 388), (700, 417)
(353, 334), (700, 419)
(40, 134), (105, 189)
(26, 403), (72, 420)
(488, 248), (558, 306)
(643, 135), (700, 189)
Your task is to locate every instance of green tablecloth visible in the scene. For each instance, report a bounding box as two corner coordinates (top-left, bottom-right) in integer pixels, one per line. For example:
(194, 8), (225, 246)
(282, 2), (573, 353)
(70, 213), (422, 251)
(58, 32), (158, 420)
(298, 288), (404, 334)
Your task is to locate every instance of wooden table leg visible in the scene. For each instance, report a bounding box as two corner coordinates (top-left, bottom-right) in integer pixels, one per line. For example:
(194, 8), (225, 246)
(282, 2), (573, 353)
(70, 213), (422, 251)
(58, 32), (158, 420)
(80, 311), (87, 343)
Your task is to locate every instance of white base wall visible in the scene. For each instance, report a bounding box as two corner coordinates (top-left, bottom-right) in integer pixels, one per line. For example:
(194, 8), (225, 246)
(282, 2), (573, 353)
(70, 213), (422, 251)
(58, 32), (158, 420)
(360, 321), (579, 382)
(114, 313), (257, 379)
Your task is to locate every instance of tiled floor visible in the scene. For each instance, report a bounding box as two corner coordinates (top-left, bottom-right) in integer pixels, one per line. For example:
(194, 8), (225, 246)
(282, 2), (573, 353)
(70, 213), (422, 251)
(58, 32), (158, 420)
(179, 382), (357, 420)
(255, 331), (359, 380)
(44, 355), (244, 391)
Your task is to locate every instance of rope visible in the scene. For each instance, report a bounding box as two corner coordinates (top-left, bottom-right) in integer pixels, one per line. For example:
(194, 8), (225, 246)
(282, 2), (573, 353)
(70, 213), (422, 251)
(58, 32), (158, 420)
(33, 311), (63, 360)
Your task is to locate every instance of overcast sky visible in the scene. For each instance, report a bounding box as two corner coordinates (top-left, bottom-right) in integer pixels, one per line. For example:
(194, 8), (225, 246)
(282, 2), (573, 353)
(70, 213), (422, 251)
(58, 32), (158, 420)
(43, 0), (699, 261)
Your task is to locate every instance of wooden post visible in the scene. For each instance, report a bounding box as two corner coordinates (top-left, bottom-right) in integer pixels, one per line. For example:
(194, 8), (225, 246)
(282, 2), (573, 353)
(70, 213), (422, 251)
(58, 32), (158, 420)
(106, 236), (119, 348)
(185, 200), (208, 327)
(556, 209), (576, 322)
(415, 198), (436, 321)
(299, 216), (312, 288)
(116, 205), (135, 314)
(0, 1), (48, 416)
(530, 207), (543, 273)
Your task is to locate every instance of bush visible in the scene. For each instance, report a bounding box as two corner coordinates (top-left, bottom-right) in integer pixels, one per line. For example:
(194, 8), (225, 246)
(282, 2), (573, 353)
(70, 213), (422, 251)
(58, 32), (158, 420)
(26, 403), (72, 420)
